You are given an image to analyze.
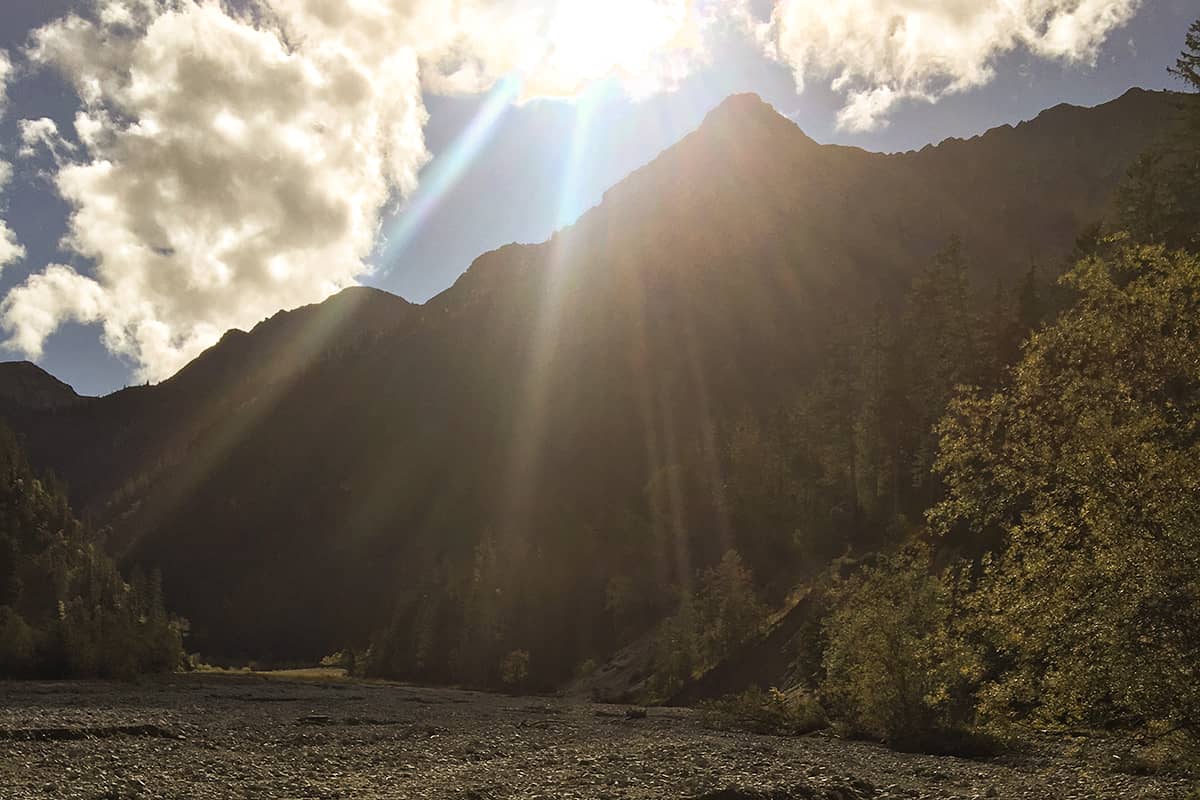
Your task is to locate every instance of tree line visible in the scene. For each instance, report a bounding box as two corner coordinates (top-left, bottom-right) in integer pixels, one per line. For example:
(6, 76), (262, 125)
(0, 423), (184, 678)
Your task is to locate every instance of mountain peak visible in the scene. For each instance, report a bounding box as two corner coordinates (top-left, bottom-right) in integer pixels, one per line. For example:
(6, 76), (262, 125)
(697, 92), (816, 146)
(703, 92), (781, 123)
(0, 361), (84, 409)
(709, 92), (772, 114)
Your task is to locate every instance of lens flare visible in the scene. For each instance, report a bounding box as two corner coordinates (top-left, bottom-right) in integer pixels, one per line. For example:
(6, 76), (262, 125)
(378, 75), (523, 272)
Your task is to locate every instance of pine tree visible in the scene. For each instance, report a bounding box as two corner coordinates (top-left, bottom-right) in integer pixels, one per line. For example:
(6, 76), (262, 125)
(1169, 18), (1200, 88)
(1116, 18), (1200, 250)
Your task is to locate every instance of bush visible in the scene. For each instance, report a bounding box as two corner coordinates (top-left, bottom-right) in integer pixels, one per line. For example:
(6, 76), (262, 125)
(574, 658), (597, 680)
(1122, 728), (1200, 778)
(0, 606), (37, 676)
(699, 686), (827, 736)
(320, 649), (365, 674)
(500, 649), (530, 690)
(820, 545), (982, 751)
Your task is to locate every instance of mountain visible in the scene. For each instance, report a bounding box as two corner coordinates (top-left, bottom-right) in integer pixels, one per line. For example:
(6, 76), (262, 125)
(0, 361), (82, 411)
(3, 285), (416, 533)
(0, 88), (1180, 672)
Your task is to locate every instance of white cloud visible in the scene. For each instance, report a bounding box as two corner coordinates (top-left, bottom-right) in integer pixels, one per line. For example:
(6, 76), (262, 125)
(269, 0), (706, 100)
(755, 0), (1141, 131)
(0, 215), (20, 274)
(18, 117), (75, 162)
(4, 0), (704, 381)
(8, 0), (426, 381)
(0, 51), (11, 119)
(0, 50), (26, 272)
(0, 265), (106, 357)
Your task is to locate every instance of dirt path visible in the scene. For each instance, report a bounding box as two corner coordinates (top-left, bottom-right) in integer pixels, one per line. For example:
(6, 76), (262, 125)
(0, 675), (1191, 799)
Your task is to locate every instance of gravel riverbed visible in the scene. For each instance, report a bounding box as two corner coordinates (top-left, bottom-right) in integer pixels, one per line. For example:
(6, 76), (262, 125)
(0, 674), (1193, 799)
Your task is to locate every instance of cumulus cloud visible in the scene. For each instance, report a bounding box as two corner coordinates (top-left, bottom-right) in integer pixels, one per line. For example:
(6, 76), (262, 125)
(0, 52), (11, 119)
(18, 118), (74, 161)
(3, 0), (704, 381)
(0, 50), (26, 271)
(754, 0), (1141, 131)
(0, 265), (107, 357)
(3, 0), (431, 380)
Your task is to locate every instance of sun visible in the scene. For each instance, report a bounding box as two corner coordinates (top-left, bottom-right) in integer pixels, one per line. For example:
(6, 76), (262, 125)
(533, 0), (702, 98)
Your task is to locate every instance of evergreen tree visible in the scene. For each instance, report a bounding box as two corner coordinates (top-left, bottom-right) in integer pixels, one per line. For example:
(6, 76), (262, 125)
(0, 424), (184, 678)
(1116, 18), (1200, 250)
(901, 237), (979, 497)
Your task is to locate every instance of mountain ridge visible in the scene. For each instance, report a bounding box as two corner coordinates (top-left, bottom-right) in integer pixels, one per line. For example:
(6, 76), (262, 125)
(7, 86), (1174, 398)
(0, 86), (1181, 668)
(0, 361), (84, 409)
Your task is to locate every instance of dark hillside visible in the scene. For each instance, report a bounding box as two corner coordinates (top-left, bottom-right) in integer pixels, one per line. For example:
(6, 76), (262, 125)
(0, 88), (1180, 670)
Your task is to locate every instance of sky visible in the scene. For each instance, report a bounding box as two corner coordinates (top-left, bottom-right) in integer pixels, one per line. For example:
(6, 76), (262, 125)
(0, 0), (1194, 396)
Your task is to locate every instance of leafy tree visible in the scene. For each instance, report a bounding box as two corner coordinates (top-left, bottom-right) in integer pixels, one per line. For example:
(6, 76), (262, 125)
(694, 550), (769, 660)
(652, 593), (699, 696)
(652, 549), (767, 694)
(932, 242), (1200, 732)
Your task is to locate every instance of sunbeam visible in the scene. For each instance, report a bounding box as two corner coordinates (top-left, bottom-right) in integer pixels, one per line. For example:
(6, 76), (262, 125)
(497, 85), (605, 539)
(378, 75), (524, 273)
(554, 82), (607, 231)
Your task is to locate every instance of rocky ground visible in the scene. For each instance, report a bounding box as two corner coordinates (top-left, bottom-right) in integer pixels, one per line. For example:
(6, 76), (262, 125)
(0, 674), (1194, 799)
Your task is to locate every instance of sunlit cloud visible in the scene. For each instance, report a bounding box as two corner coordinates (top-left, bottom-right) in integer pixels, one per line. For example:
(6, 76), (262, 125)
(752, 0), (1141, 131)
(0, 51), (25, 272)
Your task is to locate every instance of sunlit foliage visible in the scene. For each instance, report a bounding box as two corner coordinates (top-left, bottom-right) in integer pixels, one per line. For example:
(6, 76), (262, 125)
(933, 243), (1200, 732)
(821, 545), (981, 747)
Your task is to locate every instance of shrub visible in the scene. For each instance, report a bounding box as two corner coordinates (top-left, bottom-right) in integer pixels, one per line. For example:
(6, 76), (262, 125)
(699, 686), (828, 736)
(820, 545), (982, 751)
(500, 649), (530, 690)
(574, 658), (597, 680)
(0, 606), (37, 676)
(1122, 728), (1200, 778)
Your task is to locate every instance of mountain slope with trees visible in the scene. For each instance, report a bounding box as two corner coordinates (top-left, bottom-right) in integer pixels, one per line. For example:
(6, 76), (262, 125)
(0, 423), (183, 677)
(0, 86), (1183, 682)
(804, 26), (1200, 760)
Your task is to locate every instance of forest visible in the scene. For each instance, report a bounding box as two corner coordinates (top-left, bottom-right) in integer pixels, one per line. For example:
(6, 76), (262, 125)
(0, 422), (184, 678)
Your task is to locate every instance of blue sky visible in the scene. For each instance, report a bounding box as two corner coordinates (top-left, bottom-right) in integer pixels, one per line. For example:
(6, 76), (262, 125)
(0, 0), (1195, 395)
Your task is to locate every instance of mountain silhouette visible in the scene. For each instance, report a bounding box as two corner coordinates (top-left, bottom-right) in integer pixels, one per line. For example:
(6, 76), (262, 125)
(0, 361), (82, 411)
(0, 88), (1179, 667)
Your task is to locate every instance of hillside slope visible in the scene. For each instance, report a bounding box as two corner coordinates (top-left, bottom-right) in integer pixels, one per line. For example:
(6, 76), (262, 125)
(0, 88), (1179, 668)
